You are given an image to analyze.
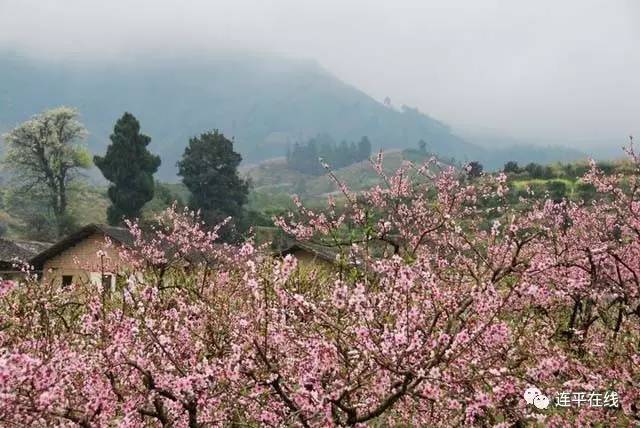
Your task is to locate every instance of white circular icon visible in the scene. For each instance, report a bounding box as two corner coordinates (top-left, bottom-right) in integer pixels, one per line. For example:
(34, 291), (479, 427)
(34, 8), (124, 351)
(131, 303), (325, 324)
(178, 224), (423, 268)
(533, 394), (550, 409)
(523, 387), (542, 404)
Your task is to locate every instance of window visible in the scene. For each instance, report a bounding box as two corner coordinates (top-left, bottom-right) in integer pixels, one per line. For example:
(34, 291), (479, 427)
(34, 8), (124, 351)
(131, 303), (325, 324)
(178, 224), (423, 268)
(61, 275), (73, 287)
(101, 274), (114, 289)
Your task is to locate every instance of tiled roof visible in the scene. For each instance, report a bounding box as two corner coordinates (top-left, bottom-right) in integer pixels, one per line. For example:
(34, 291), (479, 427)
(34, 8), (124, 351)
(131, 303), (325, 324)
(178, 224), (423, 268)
(30, 224), (133, 269)
(277, 241), (339, 264)
(0, 238), (51, 264)
(29, 223), (226, 269)
(94, 224), (135, 247)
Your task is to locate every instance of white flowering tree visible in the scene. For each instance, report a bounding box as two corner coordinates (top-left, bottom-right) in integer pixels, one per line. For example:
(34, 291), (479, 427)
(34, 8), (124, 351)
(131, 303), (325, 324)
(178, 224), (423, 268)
(2, 107), (91, 235)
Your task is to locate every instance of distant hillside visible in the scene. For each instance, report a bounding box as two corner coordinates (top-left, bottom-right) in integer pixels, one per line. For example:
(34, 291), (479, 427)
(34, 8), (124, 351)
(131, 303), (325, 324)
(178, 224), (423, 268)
(487, 145), (587, 169)
(0, 51), (482, 180)
(243, 149), (457, 208)
(455, 127), (588, 169)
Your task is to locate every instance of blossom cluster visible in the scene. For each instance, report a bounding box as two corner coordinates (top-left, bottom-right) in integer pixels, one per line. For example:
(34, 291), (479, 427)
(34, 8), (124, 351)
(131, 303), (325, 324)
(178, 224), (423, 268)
(1, 151), (639, 427)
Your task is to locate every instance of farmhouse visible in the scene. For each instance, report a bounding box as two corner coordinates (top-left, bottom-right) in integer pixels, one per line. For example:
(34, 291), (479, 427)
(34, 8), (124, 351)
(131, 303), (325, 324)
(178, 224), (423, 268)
(28, 221), (351, 288)
(30, 223), (238, 288)
(277, 241), (338, 270)
(30, 224), (133, 288)
(275, 239), (375, 276)
(276, 238), (397, 273)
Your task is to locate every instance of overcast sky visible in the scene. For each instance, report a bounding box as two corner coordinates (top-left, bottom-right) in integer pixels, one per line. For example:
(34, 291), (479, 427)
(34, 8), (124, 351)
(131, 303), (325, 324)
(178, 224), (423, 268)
(1, 0), (638, 148)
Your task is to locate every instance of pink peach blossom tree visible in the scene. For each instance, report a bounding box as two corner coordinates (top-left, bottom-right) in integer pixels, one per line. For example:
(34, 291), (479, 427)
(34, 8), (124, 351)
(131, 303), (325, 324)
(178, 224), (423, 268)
(1, 151), (639, 427)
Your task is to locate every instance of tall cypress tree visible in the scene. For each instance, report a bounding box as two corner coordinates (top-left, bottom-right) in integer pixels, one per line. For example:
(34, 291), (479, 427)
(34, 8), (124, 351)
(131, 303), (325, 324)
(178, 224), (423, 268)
(94, 113), (161, 225)
(177, 130), (249, 229)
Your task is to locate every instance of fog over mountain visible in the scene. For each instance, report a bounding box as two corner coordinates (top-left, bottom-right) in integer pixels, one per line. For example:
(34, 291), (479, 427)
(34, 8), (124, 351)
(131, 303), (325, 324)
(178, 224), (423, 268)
(0, 0), (638, 178)
(0, 51), (484, 179)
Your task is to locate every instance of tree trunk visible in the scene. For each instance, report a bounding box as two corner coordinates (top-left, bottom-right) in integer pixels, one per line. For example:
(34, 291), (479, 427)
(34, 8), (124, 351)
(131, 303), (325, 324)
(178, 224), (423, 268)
(55, 177), (67, 237)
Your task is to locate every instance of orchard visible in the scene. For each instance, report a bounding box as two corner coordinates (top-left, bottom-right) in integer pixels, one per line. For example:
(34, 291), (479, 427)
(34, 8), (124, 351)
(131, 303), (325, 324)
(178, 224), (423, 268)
(1, 150), (639, 427)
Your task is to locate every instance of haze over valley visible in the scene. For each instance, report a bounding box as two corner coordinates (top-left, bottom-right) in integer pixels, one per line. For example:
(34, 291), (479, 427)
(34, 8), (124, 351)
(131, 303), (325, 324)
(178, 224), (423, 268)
(1, 0), (638, 180)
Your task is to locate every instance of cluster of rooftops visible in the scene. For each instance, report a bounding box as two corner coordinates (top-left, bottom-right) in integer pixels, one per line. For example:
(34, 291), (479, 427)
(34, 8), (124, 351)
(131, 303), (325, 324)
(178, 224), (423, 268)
(0, 223), (339, 283)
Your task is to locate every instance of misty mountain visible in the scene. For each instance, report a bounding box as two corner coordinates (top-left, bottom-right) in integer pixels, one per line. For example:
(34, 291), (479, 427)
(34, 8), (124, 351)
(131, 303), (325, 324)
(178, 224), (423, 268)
(455, 126), (589, 168)
(0, 51), (488, 180)
(488, 145), (586, 169)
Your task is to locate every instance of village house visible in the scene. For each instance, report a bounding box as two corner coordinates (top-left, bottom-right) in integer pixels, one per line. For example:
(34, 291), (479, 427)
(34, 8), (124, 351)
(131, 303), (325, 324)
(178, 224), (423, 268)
(0, 238), (51, 280)
(29, 223), (249, 288)
(28, 222), (348, 289)
(277, 241), (338, 271)
(30, 224), (134, 288)
(276, 237), (399, 276)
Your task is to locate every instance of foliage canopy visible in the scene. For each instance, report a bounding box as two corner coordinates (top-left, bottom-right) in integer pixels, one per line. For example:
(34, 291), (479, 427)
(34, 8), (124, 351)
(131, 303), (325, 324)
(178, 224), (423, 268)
(94, 112), (161, 225)
(2, 107), (91, 236)
(177, 130), (249, 232)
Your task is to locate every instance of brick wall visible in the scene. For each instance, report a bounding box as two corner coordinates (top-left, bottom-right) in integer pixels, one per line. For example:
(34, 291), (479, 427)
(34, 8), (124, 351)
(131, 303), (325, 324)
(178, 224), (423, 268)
(42, 232), (126, 287)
